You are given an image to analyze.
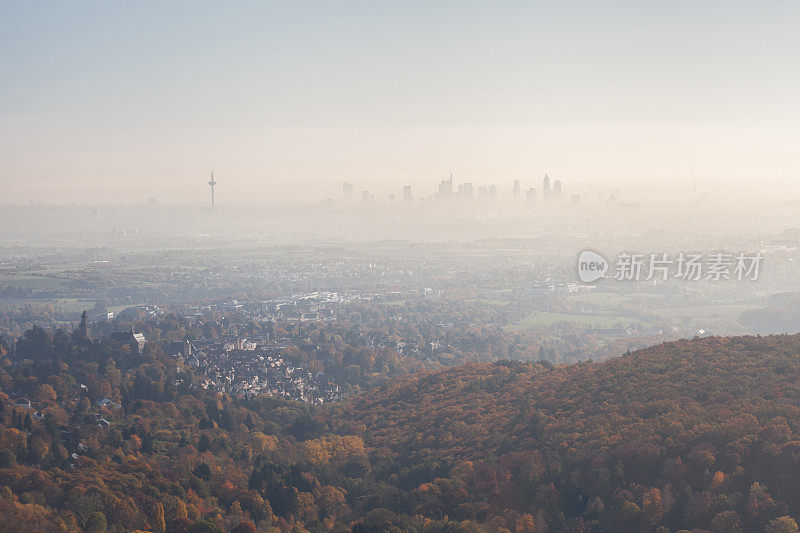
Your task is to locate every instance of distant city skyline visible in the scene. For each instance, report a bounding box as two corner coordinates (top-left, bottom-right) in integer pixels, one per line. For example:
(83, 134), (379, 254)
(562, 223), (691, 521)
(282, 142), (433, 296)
(2, 2), (800, 204)
(2, 171), (799, 207)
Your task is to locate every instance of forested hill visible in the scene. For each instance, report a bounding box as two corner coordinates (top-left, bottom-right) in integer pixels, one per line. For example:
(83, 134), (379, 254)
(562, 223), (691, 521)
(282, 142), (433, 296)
(339, 335), (800, 460)
(330, 335), (800, 532)
(4, 332), (800, 531)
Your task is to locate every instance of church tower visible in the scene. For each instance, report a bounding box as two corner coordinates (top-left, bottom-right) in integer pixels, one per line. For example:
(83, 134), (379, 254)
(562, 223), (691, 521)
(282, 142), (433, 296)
(78, 311), (91, 341)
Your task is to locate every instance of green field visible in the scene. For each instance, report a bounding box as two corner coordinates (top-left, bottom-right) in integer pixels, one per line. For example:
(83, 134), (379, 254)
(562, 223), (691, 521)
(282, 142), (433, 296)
(0, 273), (68, 289)
(651, 304), (759, 323)
(504, 311), (638, 332)
(567, 291), (661, 308)
(53, 298), (97, 313)
(464, 298), (508, 306)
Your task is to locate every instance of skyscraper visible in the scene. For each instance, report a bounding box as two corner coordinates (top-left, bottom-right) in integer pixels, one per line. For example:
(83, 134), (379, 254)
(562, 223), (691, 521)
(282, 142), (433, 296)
(513, 179), (521, 201)
(403, 185), (413, 202)
(462, 183), (473, 201)
(342, 182), (354, 201)
(438, 173), (454, 200)
(543, 174), (551, 201)
(553, 179), (562, 200)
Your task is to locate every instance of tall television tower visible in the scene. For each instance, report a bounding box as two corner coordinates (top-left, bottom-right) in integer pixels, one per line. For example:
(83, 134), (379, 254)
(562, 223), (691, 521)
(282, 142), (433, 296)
(208, 171), (216, 212)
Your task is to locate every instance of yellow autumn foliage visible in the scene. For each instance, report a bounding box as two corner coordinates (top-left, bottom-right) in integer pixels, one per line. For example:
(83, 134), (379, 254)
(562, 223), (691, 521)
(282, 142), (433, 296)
(301, 435), (366, 468)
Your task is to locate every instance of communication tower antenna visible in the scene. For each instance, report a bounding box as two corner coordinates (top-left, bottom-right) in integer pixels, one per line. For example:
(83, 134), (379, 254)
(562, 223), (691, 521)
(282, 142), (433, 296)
(208, 171), (217, 212)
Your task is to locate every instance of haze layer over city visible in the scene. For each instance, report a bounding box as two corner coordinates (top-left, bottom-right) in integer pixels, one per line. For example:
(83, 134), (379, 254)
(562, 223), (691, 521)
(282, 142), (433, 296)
(3, 3), (800, 533)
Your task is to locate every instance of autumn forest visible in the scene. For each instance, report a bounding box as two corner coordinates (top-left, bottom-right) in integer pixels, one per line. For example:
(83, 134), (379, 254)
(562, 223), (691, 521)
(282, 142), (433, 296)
(3, 328), (800, 532)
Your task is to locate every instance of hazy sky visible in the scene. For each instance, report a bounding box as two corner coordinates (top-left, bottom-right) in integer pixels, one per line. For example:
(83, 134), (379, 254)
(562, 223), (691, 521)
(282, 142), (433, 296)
(2, 1), (799, 204)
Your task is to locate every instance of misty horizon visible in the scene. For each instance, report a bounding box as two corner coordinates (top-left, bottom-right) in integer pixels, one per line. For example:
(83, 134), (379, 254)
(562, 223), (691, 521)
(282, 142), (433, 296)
(3, 2), (800, 205)
(3, 174), (800, 207)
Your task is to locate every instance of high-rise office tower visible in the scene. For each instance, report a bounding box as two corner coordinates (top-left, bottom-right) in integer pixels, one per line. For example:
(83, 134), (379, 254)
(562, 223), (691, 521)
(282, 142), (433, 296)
(403, 185), (413, 202)
(513, 179), (521, 201)
(342, 182), (354, 201)
(438, 173), (454, 200)
(526, 188), (536, 202)
(362, 190), (370, 202)
(553, 179), (562, 201)
(543, 174), (551, 201)
(462, 182), (473, 201)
